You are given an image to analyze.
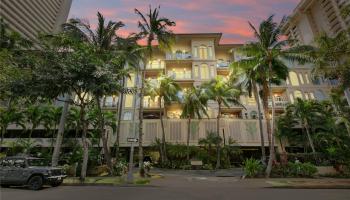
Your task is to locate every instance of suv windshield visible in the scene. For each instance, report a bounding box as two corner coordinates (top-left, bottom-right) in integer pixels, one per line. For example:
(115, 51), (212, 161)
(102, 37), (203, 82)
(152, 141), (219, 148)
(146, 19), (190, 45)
(27, 159), (48, 167)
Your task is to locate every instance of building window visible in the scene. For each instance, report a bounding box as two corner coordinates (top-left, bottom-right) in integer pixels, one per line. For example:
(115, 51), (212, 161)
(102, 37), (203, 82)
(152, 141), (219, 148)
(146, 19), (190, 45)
(193, 46), (198, 58)
(104, 96), (114, 107)
(289, 71), (299, 86)
(315, 90), (326, 101)
(289, 93), (294, 103)
(199, 45), (208, 59)
(127, 73), (135, 87)
(200, 64), (210, 79)
(208, 46), (213, 59)
(210, 65), (215, 78)
(294, 90), (303, 99)
(124, 95), (133, 108)
(309, 92), (315, 99)
(123, 111), (132, 120)
(304, 73), (310, 84)
(194, 65), (199, 78)
(298, 73), (304, 84)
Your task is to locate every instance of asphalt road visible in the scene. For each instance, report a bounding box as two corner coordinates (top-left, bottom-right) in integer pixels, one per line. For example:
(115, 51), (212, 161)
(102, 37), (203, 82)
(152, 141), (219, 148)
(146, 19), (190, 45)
(1, 175), (350, 200)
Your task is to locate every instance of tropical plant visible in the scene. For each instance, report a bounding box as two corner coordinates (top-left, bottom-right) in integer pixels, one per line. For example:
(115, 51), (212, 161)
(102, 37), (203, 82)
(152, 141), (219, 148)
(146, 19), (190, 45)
(180, 87), (209, 161)
(24, 105), (44, 139)
(198, 131), (223, 166)
(234, 15), (313, 176)
(201, 77), (243, 169)
(34, 33), (105, 181)
(61, 12), (125, 174)
(243, 158), (263, 178)
(145, 75), (180, 162)
(0, 106), (25, 151)
(135, 5), (176, 174)
(286, 98), (323, 154)
(113, 35), (144, 161)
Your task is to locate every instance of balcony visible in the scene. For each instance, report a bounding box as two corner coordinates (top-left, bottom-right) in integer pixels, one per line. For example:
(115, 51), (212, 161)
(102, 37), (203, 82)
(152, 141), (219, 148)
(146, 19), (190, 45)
(102, 96), (118, 108)
(143, 96), (163, 109)
(166, 52), (192, 60)
(217, 61), (230, 68)
(268, 100), (289, 107)
(167, 70), (192, 80)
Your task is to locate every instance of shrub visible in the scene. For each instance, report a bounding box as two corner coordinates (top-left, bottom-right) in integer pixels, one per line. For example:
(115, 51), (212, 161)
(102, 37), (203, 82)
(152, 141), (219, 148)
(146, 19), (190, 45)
(113, 161), (128, 176)
(288, 162), (317, 177)
(243, 158), (263, 178)
(272, 162), (318, 178)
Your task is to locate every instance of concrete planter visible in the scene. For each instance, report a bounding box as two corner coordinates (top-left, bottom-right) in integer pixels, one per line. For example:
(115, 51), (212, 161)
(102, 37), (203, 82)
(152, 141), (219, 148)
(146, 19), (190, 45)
(316, 166), (338, 175)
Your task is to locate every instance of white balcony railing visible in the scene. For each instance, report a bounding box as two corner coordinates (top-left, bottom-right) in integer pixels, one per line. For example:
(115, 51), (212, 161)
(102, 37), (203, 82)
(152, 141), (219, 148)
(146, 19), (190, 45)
(166, 52), (192, 60)
(268, 100), (289, 107)
(217, 61), (230, 68)
(167, 71), (192, 80)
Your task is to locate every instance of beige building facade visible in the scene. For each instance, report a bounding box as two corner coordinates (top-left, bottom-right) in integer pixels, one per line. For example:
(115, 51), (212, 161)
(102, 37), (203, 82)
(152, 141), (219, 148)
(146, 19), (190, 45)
(0, 0), (72, 42)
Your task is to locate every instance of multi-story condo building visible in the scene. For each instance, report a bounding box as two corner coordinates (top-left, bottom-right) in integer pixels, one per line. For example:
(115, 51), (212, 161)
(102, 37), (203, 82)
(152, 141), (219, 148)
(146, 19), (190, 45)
(283, 0), (350, 103)
(2, 1), (343, 153)
(100, 31), (336, 150)
(2, 31), (338, 151)
(284, 0), (349, 44)
(0, 0), (72, 42)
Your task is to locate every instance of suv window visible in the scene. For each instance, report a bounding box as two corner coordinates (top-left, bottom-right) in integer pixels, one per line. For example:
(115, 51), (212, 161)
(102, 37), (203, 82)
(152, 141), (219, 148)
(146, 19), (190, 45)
(0, 159), (14, 167)
(14, 159), (26, 168)
(0, 158), (26, 168)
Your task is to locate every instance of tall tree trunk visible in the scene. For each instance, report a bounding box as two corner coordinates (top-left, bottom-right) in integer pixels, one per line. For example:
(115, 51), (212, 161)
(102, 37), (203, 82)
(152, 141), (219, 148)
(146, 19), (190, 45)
(115, 78), (125, 160)
(186, 117), (191, 161)
(159, 97), (167, 163)
(138, 68), (145, 176)
(252, 81), (266, 163)
(80, 105), (89, 182)
(304, 122), (316, 153)
(266, 62), (276, 177)
(0, 127), (6, 152)
(344, 88), (350, 107)
(95, 96), (113, 175)
(216, 103), (221, 169)
(52, 95), (70, 167)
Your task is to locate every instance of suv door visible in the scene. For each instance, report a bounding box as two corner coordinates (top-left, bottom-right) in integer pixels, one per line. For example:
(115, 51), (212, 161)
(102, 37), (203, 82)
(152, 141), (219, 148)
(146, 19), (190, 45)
(0, 158), (15, 184)
(11, 158), (27, 184)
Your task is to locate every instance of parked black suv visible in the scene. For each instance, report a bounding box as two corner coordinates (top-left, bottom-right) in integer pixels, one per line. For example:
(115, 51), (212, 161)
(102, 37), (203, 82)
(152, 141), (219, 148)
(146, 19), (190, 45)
(0, 156), (66, 190)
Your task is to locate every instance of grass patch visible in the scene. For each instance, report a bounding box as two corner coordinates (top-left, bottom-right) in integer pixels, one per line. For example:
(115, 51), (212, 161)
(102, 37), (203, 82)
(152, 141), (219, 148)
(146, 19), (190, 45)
(63, 173), (161, 186)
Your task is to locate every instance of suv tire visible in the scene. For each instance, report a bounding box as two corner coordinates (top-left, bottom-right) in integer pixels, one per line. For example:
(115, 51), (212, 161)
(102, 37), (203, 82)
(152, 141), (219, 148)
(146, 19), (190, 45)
(0, 184), (10, 188)
(28, 176), (43, 190)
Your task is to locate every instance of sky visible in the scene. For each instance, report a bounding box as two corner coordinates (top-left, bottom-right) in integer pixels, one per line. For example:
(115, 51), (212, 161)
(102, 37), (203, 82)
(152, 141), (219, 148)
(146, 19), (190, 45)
(68, 0), (301, 44)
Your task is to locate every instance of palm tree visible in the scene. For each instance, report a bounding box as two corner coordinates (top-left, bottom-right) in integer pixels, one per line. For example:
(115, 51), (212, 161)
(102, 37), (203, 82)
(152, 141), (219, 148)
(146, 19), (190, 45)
(230, 64), (266, 163)
(286, 98), (323, 153)
(25, 105), (43, 139)
(144, 75), (180, 162)
(56, 12), (125, 172)
(199, 131), (222, 166)
(201, 77), (243, 169)
(180, 87), (209, 161)
(235, 15), (313, 176)
(0, 106), (25, 151)
(113, 35), (144, 161)
(135, 5), (176, 173)
(41, 105), (62, 151)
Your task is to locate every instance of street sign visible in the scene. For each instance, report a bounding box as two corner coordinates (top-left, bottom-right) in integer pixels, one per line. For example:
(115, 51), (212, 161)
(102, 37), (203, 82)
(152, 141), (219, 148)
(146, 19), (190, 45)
(127, 138), (138, 143)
